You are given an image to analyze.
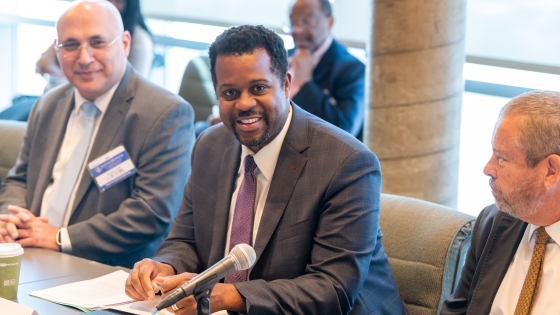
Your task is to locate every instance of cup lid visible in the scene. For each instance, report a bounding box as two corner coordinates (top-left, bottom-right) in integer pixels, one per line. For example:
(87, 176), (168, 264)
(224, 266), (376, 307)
(0, 243), (24, 257)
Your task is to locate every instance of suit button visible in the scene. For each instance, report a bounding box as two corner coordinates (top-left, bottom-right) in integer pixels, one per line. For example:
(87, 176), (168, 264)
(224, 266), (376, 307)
(323, 88), (329, 95)
(329, 97), (337, 106)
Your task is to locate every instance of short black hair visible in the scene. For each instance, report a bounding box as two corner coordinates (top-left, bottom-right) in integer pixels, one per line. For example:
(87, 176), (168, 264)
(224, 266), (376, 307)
(208, 25), (288, 89)
(318, 0), (333, 17)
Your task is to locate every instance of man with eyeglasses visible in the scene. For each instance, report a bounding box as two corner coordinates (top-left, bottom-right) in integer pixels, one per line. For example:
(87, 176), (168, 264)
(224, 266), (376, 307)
(288, 0), (365, 139)
(0, 0), (194, 268)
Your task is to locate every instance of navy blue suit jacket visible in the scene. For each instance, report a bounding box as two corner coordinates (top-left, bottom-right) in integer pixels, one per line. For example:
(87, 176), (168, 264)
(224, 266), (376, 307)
(290, 40), (365, 139)
(441, 205), (527, 314)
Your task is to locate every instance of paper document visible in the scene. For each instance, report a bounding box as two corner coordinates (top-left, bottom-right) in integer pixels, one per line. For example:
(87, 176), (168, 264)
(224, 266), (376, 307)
(110, 297), (226, 315)
(110, 297), (172, 315)
(29, 270), (134, 311)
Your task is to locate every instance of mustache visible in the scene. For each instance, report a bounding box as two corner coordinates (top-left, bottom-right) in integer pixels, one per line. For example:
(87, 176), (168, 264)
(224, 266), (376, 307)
(234, 109), (264, 119)
(489, 178), (501, 194)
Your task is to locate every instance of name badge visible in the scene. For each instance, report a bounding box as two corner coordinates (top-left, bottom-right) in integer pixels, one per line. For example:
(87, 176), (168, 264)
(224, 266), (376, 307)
(88, 145), (136, 192)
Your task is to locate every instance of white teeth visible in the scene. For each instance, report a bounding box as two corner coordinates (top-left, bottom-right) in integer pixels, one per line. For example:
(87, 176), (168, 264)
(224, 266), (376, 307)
(240, 118), (259, 124)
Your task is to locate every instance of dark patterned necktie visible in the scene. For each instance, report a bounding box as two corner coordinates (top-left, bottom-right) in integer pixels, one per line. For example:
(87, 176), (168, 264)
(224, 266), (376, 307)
(225, 155), (257, 283)
(513, 226), (551, 315)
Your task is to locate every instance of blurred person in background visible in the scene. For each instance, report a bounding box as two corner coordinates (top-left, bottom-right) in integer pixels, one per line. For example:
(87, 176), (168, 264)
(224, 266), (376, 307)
(288, 0), (365, 139)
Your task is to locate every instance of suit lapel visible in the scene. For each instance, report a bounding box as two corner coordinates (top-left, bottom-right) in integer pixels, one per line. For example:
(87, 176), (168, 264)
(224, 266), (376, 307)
(31, 88), (75, 214)
(70, 66), (135, 216)
(468, 213), (527, 315)
(208, 142), (241, 266)
(251, 104), (309, 273)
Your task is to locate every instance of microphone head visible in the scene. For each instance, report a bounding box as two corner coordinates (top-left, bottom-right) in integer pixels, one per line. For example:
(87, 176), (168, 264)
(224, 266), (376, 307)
(230, 244), (256, 271)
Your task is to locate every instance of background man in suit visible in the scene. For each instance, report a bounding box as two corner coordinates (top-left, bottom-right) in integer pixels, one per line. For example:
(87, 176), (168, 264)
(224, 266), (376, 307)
(441, 90), (560, 314)
(125, 25), (404, 315)
(0, 0), (194, 268)
(288, 0), (365, 139)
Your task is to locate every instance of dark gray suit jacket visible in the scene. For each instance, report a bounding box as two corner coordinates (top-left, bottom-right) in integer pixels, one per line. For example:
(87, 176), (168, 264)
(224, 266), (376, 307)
(441, 204), (527, 315)
(154, 104), (405, 314)
(0, 65), (195, 267)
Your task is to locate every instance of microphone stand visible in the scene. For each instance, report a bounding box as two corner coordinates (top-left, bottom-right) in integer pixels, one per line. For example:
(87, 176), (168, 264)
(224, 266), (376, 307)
(194, 285), (214, 315)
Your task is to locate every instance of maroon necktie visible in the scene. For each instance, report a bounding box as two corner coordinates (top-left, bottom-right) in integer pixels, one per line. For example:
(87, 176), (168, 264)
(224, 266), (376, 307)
(225, 155), (257, 283)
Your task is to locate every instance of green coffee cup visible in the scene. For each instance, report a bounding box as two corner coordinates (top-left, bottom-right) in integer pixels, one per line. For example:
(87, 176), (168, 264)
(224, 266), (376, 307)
(0, 243), (24, 300)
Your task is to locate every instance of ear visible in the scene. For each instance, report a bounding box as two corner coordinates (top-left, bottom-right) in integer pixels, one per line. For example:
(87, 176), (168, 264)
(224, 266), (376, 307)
(53, 38), (59, 55)
(543, 154), (560, 188)
(328, 16), (334, 29)
(284, 72), (292, 98)
(121, 30), (132, 57)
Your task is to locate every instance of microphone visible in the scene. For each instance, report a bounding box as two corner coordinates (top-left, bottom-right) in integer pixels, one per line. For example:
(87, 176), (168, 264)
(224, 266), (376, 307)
(155, 243), (256, 310)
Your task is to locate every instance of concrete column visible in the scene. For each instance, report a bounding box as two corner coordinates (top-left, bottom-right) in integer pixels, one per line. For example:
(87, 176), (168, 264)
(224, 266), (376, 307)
(365, 0), (467, 207)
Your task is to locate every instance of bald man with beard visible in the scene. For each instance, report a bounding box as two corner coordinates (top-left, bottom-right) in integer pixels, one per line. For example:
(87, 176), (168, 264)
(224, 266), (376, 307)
(0, 0), (194, 268)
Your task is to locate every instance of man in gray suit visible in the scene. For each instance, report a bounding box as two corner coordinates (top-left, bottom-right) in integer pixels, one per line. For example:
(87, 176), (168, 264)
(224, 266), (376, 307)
(125, 25), (404, 314)
(0, 0), (194, 268)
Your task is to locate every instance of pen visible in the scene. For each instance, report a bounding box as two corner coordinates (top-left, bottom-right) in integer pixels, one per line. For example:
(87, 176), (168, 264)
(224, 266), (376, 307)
(153, 284), (162, 294)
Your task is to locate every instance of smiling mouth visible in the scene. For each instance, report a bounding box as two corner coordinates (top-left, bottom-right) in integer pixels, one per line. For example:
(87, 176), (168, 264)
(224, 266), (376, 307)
(238, 117), (260, 124)
(76, 70), (100, 76)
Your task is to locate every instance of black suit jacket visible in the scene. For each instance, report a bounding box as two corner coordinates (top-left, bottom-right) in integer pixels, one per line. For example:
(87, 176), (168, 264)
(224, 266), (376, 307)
(154, 104), (405, 314)
(290, 40), (365, 138)
(441, 204), (527, 315)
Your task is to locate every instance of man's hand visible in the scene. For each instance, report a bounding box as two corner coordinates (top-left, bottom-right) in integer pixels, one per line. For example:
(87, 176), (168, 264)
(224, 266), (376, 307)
(289, 48), (314, 97)
(157, 273), (198, 314)
(0, 205), (35, 243)
(125, 258), (176, 301)
(2, 206), (59, 251)
(158, 274), (247, 314)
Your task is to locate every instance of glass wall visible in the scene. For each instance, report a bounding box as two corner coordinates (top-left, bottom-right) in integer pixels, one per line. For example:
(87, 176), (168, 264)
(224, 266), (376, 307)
(1, 0), (559, 215)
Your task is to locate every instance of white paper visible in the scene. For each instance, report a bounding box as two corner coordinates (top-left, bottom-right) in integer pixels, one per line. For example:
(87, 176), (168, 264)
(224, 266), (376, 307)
(110, 297), (172, 315)
(29, 270), (134, 310)
(0, 297), (37, 315)
(110, 296), (226, 315)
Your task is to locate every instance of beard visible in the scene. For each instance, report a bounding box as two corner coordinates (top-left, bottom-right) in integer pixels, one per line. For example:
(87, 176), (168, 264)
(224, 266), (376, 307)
(489, 178), (545, 219)
(230, 109), (271, 149)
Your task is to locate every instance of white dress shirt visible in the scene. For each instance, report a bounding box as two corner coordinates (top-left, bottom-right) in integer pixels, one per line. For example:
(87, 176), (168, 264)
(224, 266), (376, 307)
(490, 220), (560, 314)
(40, 83), (119, 252)
(214, 106), (292, 315)
(223, 105), (293, 256)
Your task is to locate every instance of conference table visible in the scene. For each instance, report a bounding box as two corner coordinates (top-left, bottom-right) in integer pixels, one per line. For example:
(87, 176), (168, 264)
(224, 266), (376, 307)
(15, 248), (127, 314)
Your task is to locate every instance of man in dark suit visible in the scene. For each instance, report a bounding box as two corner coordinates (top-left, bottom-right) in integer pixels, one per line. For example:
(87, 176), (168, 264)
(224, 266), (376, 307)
(441, 91), (560, 314)
(288, 0), (365, 139)
(0, 0), (194, 268)
(125, 25), (404, 315)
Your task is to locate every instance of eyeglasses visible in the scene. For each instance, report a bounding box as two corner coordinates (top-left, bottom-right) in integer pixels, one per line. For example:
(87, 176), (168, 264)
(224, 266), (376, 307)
(55, 33), (123, 56)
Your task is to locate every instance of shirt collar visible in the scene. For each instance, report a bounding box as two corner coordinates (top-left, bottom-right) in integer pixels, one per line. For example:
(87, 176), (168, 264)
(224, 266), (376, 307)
(240, 104), (293, 182)
(528, 220), (560, 245)
(294, 35), (333, 69)
(74, 82), (120, 114)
